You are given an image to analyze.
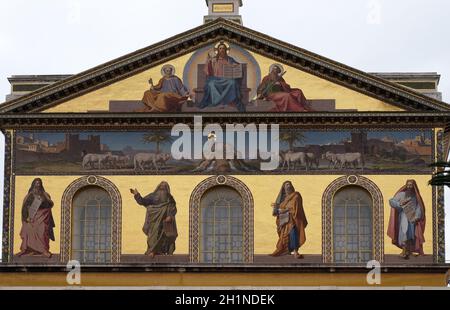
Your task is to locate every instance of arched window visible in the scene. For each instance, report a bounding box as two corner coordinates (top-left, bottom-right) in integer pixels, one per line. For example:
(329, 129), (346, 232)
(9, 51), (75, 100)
(61, 176), (122, 263)
(72, 186), (112, 264)
(190, 176), (254, 264)
(322, 176), (383, 264)
(200, 186), (243, 263)
(333, 186), (373, 263)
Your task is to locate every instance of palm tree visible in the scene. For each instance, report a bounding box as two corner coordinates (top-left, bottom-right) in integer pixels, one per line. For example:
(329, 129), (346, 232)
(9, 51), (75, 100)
(142, 132), (173, 154)
(279, 131), (306, 151)
(429, 161), (450, 187)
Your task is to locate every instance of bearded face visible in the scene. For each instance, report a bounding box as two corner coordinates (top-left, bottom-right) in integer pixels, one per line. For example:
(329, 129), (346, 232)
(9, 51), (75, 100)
(284, 182), (294, 195)
(217, 44), (227, 58)
(163, 67), (173, 77)
(405, 181), (415, 198)
(270, 66), (281, 78)
(154, 183), (169, 203)
(32, 179), (44, 195)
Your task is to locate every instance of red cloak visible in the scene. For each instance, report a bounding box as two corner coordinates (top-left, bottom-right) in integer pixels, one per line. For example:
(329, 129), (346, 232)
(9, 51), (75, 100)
(258, 75), (310, 112)
(387, 180), (426, 255)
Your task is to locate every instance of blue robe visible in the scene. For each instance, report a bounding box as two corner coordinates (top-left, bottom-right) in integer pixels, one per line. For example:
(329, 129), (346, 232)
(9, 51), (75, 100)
(158, 76), (189, 97)
(389, 192), (422, 246)
(199, 56), (245, 112)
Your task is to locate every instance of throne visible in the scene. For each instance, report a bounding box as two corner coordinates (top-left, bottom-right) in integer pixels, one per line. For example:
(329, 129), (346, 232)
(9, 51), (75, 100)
(192, 63), (251, 107)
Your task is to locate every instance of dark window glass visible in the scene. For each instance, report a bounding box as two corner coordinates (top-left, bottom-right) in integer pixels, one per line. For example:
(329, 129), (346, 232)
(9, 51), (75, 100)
(72, 186), (112, 264)
(200, 186), (244, 263)
(333, 186), (373, 263)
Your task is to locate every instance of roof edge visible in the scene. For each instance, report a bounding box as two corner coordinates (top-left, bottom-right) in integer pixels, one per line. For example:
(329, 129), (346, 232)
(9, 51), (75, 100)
(1, 18), (448, 113)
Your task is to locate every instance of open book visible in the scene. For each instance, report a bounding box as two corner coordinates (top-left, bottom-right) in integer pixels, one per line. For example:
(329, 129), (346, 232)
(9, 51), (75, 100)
(28, 196), (43, 221)
(402, 200), (417, 222)
(278, 212), (290, 227)
(222, 64), (243, 79)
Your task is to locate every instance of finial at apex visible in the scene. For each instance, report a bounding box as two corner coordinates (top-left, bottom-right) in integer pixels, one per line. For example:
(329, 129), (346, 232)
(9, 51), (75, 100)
(204, 0), (243, 25)
(205, 0), (242, 7)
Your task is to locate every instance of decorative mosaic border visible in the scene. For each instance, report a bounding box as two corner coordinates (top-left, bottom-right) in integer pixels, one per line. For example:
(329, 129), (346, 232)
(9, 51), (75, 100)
(435, 130), (445, 263)
(1, 114), (448, 129)
(8, 157), (15, 264)
(60, 176), (122, 263)
(322, 175), (384, 264)
(189, 175), (254, 263)
(1, 130), (12, 262)
(12, 127), (435, 176)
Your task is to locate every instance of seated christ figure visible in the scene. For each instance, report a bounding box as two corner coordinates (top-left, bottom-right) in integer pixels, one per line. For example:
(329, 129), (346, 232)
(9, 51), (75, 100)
(198, 42), (245, 112)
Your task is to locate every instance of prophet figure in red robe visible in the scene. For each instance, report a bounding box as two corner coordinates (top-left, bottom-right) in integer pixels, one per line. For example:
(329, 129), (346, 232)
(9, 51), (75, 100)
(257, 64), (311, 112)
(17, 178), (55, 258)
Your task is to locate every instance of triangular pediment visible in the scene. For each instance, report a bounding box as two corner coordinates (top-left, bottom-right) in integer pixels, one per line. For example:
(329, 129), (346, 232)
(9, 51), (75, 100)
(1, 18), (448, 114)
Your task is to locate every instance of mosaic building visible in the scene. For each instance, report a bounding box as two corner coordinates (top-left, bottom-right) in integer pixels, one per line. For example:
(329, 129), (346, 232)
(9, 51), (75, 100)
(1, 0), (449, 286)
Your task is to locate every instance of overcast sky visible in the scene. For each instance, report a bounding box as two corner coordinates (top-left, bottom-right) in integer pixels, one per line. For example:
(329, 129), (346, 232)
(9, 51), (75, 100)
(0, 0), (449, 261)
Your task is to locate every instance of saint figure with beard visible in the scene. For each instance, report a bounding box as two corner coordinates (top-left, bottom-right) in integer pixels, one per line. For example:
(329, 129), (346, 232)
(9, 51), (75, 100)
(388, 179), (426, 259)
(271, 181), (308, 259)
(17, 178), (55, 258)
(131, 182), (178, 258)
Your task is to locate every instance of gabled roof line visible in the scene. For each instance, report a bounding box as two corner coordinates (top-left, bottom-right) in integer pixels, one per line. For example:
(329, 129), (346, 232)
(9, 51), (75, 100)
(221, 20), (448, 111)
(0, 21), (224, 113)
(0, 18), (448, 113)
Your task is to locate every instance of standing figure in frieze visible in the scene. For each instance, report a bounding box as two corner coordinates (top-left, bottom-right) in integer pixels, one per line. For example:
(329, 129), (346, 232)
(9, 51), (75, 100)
(388, 179), (426, 259)
(271, 181), (308, 259)
(17, 178), (55, 258)
(131, 181), (178, 257)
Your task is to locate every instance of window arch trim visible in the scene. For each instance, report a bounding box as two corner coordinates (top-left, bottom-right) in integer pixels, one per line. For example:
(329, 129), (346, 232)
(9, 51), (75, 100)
(61, 176), (122, 263)
(322, 175), (384, 263)
(189, 176), (254, 263)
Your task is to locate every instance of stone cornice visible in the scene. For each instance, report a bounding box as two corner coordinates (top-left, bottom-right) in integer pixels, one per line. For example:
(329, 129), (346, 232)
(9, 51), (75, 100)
(0, 263), (449, 274)
(1, 112), (449, 128)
